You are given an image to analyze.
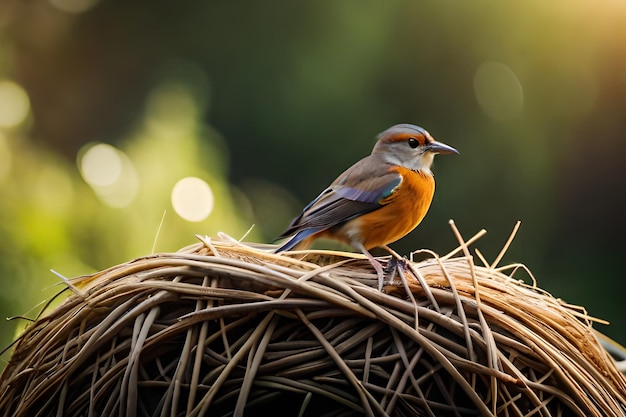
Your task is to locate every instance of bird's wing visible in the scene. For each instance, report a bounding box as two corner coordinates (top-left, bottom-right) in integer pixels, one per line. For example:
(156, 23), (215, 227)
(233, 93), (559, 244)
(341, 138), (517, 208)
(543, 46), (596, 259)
(277, 167), (401, 238)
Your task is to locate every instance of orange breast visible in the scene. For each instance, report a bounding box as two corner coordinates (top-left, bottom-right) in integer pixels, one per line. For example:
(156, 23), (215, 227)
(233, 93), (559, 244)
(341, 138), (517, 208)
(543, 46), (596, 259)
(344, 167), (435, 249)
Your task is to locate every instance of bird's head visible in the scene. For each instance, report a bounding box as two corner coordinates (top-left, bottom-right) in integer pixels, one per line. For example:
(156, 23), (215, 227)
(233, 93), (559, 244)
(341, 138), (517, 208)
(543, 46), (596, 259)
(372, 124), (459, 173)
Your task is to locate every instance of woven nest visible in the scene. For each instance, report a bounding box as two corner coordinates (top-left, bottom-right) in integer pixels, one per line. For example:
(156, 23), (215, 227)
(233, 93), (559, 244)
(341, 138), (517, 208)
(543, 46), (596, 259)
(1, 224), (626, 417)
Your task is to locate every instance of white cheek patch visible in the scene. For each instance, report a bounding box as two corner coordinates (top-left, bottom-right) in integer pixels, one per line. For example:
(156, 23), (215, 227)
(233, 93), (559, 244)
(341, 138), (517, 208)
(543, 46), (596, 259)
(382, 153), (402, 166)
(381, 147), (435, 173)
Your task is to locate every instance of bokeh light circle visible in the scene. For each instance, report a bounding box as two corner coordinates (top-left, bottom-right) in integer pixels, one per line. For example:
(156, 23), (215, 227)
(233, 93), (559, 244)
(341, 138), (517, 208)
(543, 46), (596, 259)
(0, 81), (31, 129)
(79, 143), (123, 187)
(78, 142), (140, 208)
(474, 62), (524, 121)
(171, 177), (214, 222)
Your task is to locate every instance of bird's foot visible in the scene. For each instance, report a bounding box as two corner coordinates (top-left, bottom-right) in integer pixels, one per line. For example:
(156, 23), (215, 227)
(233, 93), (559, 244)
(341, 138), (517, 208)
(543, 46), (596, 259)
(383, 256), (411, 285)
(355, 243), (407, 292)
(371, 256), (412, 291)
(383, 257), (398, 284)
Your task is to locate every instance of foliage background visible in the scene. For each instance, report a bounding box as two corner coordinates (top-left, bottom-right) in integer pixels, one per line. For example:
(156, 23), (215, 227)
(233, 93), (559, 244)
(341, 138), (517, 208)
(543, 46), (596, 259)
(0, 0), (625, 357)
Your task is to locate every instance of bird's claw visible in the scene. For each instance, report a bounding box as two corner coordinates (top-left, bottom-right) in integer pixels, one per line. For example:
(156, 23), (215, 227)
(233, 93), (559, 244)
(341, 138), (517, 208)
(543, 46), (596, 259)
(382, 256), (411, 288)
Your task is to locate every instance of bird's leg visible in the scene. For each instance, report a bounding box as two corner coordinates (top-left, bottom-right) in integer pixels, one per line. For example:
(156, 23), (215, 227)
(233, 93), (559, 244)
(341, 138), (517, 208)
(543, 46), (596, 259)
(354, 243), (386, 291)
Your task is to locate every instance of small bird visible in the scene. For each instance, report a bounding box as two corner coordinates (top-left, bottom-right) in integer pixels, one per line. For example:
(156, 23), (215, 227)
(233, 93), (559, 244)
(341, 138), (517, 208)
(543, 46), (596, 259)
(276, 124), (458, 290)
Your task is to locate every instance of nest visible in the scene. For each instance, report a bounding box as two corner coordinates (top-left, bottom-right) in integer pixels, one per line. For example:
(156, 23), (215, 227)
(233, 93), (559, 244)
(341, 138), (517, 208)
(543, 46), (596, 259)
(1, 223), (625, 417)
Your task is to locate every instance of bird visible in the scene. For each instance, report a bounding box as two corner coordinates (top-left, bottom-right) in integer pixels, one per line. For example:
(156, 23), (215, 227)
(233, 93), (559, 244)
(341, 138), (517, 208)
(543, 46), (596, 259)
(275, 123), (458, 290)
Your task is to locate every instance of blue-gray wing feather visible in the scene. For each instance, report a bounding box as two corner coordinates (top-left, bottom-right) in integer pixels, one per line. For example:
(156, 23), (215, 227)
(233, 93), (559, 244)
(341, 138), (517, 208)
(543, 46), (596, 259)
(277, 162), (401, 245)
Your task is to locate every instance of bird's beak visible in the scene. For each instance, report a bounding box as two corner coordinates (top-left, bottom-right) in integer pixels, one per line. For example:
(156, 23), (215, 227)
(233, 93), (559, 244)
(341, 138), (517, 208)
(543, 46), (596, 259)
(427, 141), (459, 155)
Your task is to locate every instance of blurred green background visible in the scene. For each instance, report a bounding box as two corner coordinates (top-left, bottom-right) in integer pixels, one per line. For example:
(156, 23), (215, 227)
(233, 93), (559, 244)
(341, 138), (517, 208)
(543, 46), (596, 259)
(0, 0), (625, 358)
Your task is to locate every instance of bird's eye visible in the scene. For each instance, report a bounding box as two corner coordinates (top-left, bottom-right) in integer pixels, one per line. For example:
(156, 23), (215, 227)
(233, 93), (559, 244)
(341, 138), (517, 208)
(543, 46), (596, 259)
(408, 137), (419, 148)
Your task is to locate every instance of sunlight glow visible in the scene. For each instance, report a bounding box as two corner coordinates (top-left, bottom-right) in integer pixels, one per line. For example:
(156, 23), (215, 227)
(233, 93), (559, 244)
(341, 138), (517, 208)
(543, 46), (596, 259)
(0, 81), (30, 129)
(171, 177), (214, 222)
(474, 62), (524, 121)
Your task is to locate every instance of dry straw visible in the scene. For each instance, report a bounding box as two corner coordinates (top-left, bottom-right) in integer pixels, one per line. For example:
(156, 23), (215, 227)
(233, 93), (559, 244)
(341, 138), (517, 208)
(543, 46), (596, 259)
(1, 221), (625, 416)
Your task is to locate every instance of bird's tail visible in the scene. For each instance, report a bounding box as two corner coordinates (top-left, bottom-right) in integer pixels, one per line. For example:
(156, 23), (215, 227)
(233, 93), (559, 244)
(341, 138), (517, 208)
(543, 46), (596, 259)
(275, 229), (319, 253)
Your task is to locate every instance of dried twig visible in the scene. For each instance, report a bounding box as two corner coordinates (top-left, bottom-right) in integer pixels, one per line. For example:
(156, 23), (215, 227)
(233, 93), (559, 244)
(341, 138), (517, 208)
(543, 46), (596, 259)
(1, 223), (625, 417)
